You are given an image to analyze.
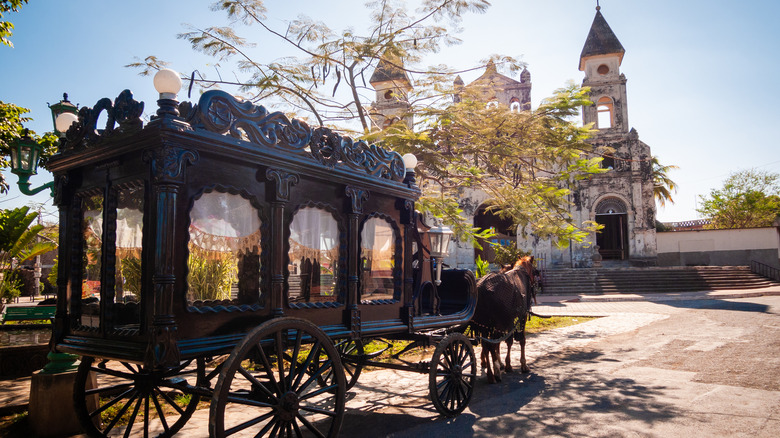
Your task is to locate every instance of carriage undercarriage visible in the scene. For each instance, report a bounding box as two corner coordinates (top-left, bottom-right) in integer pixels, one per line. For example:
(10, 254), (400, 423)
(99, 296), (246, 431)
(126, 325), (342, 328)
(73, 318), (478, 437)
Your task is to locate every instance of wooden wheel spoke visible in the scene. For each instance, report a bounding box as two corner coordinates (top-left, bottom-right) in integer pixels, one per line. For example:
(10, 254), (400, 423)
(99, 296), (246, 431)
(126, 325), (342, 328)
(150, 389), (171, 431)
(122, 394), (143, 438)
(224, 410), (275, 436)
(90, 365), (137, 380)
(275, 331), (287, 392)
(155, 386), (186, 416)
(224, 393), (276, 408)
(237, 365), (278, 403)
(297, 357), (330, 395)
(291, 418), (305, 438)
(120, 361), (139, 374)
(103, 391), (139, 435)
(288, 329), (304, 388)
(89, 387), (136, 419)
(257, 343), (283, 396)
(299, 404), (340, 418)
(298, 383), (339, 401)
(143, 394), (150, 437)
(292, 341), (322, 391)
(84, 381), (134, 396)
(296, 412), (328, 438)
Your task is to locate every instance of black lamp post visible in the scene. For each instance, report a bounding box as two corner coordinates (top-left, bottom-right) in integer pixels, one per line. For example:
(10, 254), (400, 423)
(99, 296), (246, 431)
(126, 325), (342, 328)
(48, 93), (78, 136)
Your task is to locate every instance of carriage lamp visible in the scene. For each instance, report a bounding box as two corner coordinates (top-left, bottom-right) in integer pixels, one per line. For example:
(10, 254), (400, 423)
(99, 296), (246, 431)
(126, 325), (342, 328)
(154, 68), (183, 118)
(402, 153), (417, 187)
(428, 223), (453, 285)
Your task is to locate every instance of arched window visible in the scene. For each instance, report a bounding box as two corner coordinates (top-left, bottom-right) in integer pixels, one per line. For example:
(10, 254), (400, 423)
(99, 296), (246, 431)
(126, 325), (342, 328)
(188, 190), (262, 306)
(596, 96), (613, 129)
(486, 100), (499, 109)
(360, 216), (398, 301)
(509, 98), (521, 112)
(288, 207), (341, 304)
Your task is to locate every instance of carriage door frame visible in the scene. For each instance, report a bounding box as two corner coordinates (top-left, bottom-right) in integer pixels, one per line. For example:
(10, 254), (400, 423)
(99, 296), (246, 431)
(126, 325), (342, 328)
(594, 197), (629, 260)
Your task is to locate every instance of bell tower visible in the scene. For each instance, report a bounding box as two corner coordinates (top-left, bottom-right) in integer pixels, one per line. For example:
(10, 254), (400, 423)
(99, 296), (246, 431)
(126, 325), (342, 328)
(579, 5), (628, 133)
(369, 53), (413, 130)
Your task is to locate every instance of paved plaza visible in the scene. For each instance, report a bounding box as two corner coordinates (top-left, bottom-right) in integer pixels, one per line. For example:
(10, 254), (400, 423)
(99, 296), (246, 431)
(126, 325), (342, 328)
(2, 286), (779, 436)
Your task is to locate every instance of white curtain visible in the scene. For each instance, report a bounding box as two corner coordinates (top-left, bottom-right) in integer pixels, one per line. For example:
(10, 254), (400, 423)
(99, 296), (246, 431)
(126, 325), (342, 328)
(189, 191), (261, 253)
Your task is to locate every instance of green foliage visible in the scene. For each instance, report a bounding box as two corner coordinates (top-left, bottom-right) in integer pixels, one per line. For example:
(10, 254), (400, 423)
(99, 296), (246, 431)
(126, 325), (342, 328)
(119, 255), (142, 300)
(373, 83), (604, 246)
(0, 206), (57, 302)
(187, 246), (238, 301)
(474, 255), (489, 278)
(652, 155), (679, 207)
(697, 169), (780, 229)
(0, 101), (59, 193)
(0, 0), (28, 47)
(492, 243), (529, 267)
(130, 0), (493, 132)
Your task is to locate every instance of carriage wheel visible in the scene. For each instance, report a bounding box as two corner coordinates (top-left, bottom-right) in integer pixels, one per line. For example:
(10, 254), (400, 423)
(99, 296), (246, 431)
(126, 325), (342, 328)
(316, 338), (364, 390)
(428, 333), (476, 417)
(210, 317), (346, 437)
(73, 357), (200, 437)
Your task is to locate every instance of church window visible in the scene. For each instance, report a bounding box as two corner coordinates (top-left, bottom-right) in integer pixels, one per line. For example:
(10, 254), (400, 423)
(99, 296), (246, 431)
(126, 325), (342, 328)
(486, 100), (499, 109)
(597, 64), (610, 75)
(601, 154), (615, 170)
(509, 98), (521, 112)
(596, 97), (613, 129)
(383, 90), (394, 100)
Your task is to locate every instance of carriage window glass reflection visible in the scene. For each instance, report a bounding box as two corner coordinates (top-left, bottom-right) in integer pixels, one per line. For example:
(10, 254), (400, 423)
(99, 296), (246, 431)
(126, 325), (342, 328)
(114, 186), (143, 305)
(187, 191), (262, 306)
(360, 217), (397, 300)
(81, 193), (103, 328)
(288, 207), (340, 304)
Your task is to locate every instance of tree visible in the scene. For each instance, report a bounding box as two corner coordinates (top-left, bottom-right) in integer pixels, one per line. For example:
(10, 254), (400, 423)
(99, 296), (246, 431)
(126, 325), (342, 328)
(652, 155), (678, 207)
(132, 0), (603, 246)
(130, 0), (495, 132)
(1, 0), (27, 48)
(0, 206), (57, 302)
(0, 101), (58, 194)
(697, 169), (780, 229)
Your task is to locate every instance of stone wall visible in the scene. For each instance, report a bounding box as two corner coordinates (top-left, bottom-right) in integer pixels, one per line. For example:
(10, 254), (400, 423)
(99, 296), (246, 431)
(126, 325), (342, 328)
(657, 227), (780, 268)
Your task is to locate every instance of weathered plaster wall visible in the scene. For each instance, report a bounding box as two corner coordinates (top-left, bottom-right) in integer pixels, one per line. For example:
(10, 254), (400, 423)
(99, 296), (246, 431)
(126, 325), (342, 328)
(657, 227), (780, 268)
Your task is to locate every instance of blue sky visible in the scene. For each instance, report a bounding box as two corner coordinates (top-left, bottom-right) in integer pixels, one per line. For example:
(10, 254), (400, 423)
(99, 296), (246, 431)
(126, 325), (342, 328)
(2, 0), (779, 224)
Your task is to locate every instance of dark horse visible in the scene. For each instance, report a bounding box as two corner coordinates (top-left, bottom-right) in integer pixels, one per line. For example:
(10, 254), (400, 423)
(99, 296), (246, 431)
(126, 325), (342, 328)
(471, 258), (533, 383)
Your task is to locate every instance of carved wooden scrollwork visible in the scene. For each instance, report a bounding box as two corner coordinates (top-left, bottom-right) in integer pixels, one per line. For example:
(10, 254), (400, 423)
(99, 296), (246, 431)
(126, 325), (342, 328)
(265, 168), (300, 202)
(345, 186), (370, 214)
(62, 90), (144, 151)
(191, 90), (405, 182)
(143, 145), (199, 184)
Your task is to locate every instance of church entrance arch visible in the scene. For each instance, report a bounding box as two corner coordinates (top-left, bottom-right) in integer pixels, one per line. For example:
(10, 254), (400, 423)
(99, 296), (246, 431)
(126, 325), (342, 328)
(594, 197), (629, 260)
(473, 203), (515, 262)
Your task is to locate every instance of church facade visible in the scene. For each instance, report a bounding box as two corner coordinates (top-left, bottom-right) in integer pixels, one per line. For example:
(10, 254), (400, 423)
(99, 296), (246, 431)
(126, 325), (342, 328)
(370, 7), (658, 269)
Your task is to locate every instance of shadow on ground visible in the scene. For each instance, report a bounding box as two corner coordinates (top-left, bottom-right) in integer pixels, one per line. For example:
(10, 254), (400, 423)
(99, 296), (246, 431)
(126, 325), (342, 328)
(339, 346), (679, 437)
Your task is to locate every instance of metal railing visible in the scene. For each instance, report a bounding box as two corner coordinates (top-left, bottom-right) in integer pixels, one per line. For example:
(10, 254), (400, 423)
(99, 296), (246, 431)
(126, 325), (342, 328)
(750, 260), (780, 282)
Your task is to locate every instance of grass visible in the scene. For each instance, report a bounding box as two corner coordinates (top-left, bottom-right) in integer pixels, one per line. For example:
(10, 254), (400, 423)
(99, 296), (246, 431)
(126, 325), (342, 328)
(526, 315), (597, 334)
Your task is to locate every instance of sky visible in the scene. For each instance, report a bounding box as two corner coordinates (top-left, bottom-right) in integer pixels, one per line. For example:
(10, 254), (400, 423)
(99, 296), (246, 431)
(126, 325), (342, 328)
(1, 0), (779, 224)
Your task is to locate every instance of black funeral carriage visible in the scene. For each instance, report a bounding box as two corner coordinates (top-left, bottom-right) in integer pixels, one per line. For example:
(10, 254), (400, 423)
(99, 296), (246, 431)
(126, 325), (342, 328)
(47, 81), (478, 437)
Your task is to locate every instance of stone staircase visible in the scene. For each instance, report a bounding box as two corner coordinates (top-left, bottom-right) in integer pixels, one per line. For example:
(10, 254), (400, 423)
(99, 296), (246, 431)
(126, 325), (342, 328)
(541, 266), (779, 295)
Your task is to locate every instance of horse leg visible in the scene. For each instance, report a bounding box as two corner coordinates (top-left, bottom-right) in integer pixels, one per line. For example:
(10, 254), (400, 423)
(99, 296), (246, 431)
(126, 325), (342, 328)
(518, 329), (529, 373)
(482, 344), (496, 383)
(490, 343), (502, 382)
(504, 336), (514, 373)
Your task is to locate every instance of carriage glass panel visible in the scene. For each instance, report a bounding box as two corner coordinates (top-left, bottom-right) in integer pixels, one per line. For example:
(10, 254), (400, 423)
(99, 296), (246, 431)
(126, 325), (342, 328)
(187, 191), (263, 308)
(360, 217), (397, 301)
(288, 207), (340, 304)
(111, 183), (144, 327)
(80, 192), (103, 328)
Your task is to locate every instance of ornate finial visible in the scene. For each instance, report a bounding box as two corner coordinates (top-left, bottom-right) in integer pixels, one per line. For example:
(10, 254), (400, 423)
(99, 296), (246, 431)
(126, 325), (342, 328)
(596, 0), (601, 11)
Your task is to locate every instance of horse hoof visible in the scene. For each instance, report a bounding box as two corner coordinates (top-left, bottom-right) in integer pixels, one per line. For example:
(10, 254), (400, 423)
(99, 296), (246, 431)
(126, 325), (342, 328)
(521, 365), (530, 374)
(505, 364), (513, 373)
